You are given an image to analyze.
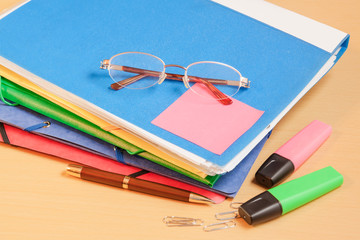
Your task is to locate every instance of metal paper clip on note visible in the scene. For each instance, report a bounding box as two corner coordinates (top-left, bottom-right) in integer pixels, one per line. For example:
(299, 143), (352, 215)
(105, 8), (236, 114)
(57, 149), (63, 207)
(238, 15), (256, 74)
(216, 166), (343, 225)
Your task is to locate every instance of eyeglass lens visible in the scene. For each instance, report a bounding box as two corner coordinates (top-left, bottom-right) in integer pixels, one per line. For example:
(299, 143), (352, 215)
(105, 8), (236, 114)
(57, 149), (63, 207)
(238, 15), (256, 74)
(186, 62), (241, 99)
(109, 52), (164, 89)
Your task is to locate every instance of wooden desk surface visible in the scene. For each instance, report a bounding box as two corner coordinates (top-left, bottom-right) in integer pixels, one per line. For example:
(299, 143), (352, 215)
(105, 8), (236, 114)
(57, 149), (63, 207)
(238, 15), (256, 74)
(0, 1), (359, 239)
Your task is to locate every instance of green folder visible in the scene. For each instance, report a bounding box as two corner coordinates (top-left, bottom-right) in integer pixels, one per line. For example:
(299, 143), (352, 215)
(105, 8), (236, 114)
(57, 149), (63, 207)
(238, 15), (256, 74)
(0, 76), (219, 185)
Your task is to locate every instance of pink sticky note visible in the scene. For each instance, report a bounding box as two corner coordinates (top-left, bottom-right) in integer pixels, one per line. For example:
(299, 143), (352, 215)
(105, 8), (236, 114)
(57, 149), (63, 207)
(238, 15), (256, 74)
(152, 84), (264, 155)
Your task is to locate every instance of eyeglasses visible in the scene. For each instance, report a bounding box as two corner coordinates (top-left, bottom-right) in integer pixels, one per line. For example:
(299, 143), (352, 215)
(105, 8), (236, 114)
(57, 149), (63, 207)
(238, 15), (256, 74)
(100, 52), (250, 105)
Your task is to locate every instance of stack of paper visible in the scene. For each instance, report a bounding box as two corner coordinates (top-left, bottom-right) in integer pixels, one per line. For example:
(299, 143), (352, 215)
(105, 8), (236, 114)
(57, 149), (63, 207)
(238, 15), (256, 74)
(0, 0), (348, 201)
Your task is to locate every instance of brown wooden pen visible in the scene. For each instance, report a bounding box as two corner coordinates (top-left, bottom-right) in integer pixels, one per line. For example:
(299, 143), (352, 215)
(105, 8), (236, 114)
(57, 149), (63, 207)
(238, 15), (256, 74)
(66, 164), (214, 204)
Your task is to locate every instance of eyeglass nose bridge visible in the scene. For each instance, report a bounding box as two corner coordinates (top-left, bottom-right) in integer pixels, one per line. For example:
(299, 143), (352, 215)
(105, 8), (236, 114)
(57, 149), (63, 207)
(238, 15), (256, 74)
(158, 64), (190, 88)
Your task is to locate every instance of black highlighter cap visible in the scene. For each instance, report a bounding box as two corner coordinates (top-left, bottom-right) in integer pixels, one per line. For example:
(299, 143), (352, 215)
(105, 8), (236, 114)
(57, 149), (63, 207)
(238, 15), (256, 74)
(238, 191), (282, 225)
(255, 153), (295, 188)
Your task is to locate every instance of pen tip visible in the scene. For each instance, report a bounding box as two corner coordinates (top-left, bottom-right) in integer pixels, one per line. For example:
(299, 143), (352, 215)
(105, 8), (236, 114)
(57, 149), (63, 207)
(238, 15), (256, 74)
(66, 164), (82, 178)
(189, 193), (215, 204)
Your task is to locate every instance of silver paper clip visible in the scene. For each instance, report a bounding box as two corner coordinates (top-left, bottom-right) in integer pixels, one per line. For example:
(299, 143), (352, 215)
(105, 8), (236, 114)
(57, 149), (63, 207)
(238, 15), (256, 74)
(215, 201), (243, 220)
(203, 220), (236, 232)
(162, 216), (204, 227)
(230, 201), (243, 209)
(215, 210), (240, 220)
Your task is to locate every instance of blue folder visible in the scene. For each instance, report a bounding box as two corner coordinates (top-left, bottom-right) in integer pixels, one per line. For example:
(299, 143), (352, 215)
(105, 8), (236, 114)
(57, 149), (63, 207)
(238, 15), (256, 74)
(0, 101), (268, 197)
(0, 0), (349, 174)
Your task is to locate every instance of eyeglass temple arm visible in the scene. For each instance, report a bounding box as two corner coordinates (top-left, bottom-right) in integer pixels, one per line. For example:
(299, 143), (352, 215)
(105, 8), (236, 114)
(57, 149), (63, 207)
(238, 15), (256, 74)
(110, 74), (149, 90)
(189, 76), (233, 105)
(120, 65), (240, 105)
(109, 65), (249, 88)
(109, 65), (247, 105)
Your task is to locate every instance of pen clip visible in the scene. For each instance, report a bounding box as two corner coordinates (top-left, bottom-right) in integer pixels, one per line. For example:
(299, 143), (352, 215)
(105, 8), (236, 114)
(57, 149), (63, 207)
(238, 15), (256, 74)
(162, 216), (204, 227)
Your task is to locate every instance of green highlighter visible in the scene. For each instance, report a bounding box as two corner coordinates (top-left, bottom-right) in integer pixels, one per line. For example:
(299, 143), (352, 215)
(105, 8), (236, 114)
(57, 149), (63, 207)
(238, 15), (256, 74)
(238, 166), (343, 225)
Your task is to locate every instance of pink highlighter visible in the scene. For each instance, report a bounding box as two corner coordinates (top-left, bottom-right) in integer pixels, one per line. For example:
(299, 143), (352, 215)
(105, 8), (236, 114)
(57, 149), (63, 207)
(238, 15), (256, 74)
(255, 120), (332, 188)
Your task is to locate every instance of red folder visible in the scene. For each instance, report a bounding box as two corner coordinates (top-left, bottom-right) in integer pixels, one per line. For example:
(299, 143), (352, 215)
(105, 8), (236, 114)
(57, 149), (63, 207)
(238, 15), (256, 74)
(0, 123), (225, 203)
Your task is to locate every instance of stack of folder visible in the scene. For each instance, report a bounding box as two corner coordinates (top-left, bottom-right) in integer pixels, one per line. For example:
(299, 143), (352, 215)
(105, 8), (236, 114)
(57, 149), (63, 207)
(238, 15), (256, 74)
(0, 0), (349, 203)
